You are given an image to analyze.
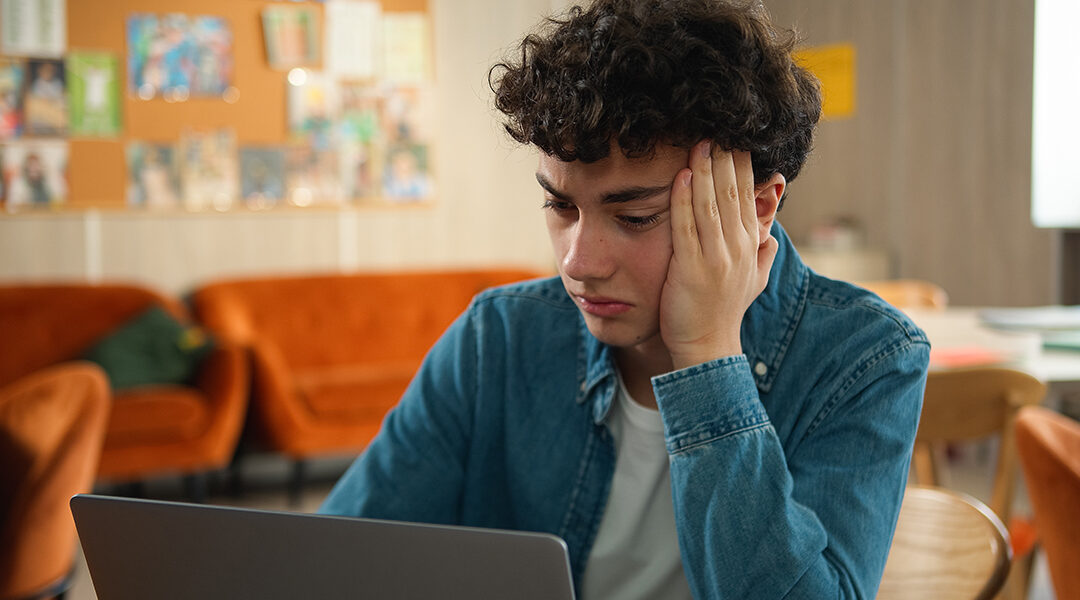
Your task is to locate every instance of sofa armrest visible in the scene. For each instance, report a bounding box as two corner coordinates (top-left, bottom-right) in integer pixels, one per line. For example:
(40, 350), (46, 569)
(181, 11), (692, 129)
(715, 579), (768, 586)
(191, 342), (249, 452)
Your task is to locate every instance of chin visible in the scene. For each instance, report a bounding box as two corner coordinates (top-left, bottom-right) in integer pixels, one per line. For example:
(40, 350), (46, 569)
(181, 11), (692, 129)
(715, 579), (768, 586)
(581, 314), (658, 349)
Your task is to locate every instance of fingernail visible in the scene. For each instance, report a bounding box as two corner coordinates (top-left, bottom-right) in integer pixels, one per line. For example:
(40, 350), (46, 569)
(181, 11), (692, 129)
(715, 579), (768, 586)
(701, 140), (711, 158)
(681, 170), (692, 187)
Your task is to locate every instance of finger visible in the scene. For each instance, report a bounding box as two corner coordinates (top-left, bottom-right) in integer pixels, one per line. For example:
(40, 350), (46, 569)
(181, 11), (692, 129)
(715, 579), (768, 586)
(690, 140), (722, 245)
(756, 234), (779, 293)
(669, 168), (700, 258)
(733, 150), (757, 239)
(710, 148), (741, 241)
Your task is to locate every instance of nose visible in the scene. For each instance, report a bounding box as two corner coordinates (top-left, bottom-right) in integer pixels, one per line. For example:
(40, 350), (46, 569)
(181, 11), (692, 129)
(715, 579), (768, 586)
(561, 218), (616, 282)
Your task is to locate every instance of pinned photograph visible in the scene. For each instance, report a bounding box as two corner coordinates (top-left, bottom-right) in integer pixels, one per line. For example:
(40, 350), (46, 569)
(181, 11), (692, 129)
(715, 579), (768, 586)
(127, 13), (234, 100)
(381, 85), (429, 145)
(262, 5), (321, 69)
(0, 58), (24, 139)
(340, 140), (378, 201)
(338, 81), (381, 145)
(23, 59), (67, 136)
(381, 143), (430, 202)
(285, 143), (341, 207)
(240, 147), (286, 209)
(68, 52), (121, 137)
(126, 142), (181, 209)
(1, 141), (67, 210)
(179, 129), (238, 211)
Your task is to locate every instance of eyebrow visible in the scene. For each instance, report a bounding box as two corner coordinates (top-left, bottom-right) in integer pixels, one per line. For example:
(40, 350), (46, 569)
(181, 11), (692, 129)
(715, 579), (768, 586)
(535, 173), (670, 204)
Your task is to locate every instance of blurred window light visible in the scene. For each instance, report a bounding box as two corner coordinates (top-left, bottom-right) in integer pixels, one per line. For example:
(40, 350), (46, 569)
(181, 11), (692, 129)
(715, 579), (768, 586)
(1032, 0), (1080, 228)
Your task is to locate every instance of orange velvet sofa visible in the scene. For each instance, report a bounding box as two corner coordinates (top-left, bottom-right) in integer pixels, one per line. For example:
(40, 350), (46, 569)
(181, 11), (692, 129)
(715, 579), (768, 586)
(0, 362), (109, 600)
(0, 284), (248, 487)
(191, 269), (543, 466)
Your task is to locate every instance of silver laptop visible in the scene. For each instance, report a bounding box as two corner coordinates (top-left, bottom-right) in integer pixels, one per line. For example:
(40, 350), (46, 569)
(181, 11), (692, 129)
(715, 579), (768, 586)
(71, 494), (576, 600)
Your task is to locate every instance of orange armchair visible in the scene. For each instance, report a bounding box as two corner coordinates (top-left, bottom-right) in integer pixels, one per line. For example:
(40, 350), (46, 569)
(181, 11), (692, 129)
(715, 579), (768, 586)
(1015, 406), (1080, 600)
(192, 269), (543, 494)
(0, 284), (248, 491)
(0, 362), (109, 600)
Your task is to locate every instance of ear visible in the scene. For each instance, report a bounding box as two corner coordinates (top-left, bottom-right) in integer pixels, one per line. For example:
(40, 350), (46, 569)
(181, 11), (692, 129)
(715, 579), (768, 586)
(754, 173), (786, 243)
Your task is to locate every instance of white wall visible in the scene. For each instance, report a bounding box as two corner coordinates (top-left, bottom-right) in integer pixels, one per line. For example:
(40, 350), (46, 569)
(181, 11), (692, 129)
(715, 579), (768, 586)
(0, 0), (558, 295)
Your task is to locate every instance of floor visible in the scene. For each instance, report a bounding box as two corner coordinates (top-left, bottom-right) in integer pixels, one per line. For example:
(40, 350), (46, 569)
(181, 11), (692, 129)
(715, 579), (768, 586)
(67, 446), (1057, 600)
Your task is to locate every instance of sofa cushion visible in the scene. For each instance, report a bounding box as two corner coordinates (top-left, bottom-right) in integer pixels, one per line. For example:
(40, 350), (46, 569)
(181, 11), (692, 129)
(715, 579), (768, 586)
(82, 306), (215, 390)
(106, 386), (209, 446)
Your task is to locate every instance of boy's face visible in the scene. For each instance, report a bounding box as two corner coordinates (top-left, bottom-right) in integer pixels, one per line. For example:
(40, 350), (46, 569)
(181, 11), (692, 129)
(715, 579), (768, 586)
(537, 145), (688, 352)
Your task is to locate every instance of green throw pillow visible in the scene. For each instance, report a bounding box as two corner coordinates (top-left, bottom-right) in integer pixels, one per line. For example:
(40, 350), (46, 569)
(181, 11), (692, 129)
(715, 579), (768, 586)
(82, 305), (215, 390)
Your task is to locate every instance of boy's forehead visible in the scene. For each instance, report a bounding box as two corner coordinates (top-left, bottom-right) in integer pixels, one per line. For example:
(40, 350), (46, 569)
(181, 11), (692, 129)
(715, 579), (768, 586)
(537, 143), (690, 182)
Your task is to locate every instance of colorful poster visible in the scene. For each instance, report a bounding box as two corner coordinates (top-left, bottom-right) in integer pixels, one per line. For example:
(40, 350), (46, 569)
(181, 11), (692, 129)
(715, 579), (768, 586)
(126, 142), (181, 208)
(382, 142), (430, 202)
(0, 59), (24, 139)
(1, 0), (65, 57)
(127, 14), (234, 100)
(1, 141), (67, 210)
(179, 129), (238, 211)
(240, 147), (286, 209)
(287, 71), (338, 150)
(262, 5), (321, 69)
(68, 52), (121, 137)
(22, 59), (66, 136)
(325, 1), (380, 78)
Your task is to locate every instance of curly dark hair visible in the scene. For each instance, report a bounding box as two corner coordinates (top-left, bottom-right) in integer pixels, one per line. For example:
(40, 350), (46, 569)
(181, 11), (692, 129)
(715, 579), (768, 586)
(490, 0), (822, 188)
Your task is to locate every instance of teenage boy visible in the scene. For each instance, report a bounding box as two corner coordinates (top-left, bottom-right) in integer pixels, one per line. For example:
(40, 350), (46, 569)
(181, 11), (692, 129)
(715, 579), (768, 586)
(322, 1), (929, 598)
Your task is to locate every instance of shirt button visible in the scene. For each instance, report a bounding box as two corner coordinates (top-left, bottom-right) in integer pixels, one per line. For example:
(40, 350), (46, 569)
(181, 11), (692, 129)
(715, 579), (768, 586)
(754, 361), (768, 376)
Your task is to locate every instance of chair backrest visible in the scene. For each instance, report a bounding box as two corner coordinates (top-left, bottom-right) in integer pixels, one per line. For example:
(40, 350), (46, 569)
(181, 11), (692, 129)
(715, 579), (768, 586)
(911, 367), (1045, 523)
(0, 284), (187, 388)
(857, 279), (949, 311)
(877, 486), (1011, 600)
(1015, 406), (1080, 600)
(192, 269), (543, 369)
(0, 362), (110, 598)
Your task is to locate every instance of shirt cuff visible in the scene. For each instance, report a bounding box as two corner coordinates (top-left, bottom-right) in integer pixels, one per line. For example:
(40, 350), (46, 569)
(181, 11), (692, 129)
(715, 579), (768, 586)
(651, 354), (771, 453)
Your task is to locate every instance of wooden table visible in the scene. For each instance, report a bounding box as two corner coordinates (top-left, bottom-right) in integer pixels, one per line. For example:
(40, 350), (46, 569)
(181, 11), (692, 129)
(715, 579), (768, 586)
(904, 308), (1080, 395)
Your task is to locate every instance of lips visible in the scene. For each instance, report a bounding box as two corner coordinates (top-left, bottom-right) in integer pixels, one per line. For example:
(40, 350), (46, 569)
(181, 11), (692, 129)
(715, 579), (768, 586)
(574, 294), (633, 317)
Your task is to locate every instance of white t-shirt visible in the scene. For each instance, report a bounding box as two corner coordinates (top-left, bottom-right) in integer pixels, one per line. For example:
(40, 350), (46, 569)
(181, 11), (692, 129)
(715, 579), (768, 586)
(581, 373), (694, 600)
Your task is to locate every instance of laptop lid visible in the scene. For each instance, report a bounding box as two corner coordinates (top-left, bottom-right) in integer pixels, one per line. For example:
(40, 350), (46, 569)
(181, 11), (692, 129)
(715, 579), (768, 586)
(71, 494), (576, 600)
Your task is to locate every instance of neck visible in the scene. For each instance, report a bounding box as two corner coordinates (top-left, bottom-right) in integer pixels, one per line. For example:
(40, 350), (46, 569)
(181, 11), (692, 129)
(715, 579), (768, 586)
(613, 335), (672, 410)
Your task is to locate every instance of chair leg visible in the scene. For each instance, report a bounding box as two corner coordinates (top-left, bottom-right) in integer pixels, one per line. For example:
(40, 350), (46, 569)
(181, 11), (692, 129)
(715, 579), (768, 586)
(184, 473), (207, 504)
(288, 459), (307, 507)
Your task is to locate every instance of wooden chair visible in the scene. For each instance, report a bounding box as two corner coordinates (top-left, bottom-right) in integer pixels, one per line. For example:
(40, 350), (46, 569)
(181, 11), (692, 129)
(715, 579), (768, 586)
(878, 486), (1011, 600)
(911, 367), (1045, 524)
(858, 279), (949, 311)
(1015, 406), (1080, 600)
(911, 367), (1045, 600)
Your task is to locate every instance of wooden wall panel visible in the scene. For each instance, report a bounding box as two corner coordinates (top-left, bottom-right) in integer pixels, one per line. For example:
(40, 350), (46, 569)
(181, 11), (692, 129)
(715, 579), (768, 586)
(766, 0), (1061, 306)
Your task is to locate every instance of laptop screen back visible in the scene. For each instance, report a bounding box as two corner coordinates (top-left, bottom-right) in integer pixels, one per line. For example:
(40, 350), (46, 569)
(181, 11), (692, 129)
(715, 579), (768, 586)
(71, 494), (576, 600)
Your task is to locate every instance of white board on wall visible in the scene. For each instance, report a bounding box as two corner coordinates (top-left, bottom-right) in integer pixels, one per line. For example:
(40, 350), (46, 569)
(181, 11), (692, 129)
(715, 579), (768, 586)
(1032, 0), (1080, 228)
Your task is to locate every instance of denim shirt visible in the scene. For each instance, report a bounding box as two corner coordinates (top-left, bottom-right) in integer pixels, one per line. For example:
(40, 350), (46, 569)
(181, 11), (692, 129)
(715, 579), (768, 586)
(320, 223), (930, 599)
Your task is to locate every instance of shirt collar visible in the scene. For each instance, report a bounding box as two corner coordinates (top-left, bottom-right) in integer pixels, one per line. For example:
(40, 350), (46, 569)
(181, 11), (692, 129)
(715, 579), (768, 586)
(575, 221), (809, 423)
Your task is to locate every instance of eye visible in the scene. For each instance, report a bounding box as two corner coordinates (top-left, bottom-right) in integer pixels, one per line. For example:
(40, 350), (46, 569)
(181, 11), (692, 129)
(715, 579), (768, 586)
(541, 199), (576, 214)
(617, 213), (663, 231)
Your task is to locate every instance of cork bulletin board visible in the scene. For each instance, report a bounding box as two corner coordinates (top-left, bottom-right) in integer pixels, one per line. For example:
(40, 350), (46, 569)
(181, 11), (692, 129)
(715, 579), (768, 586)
(8, 0), (430, 210)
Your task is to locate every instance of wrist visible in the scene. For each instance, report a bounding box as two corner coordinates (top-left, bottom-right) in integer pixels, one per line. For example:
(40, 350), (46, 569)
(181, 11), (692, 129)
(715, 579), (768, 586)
(669, 339), (743, 371)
